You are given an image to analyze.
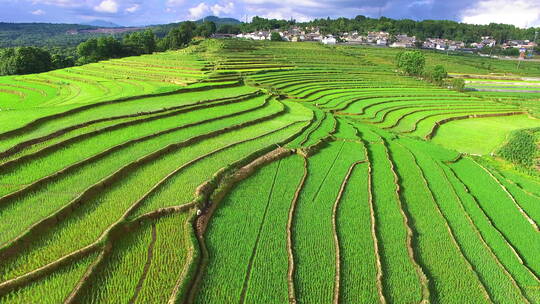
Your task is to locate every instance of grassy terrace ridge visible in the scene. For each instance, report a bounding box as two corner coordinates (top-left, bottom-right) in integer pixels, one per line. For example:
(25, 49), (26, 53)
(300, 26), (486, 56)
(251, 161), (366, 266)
(0, 38), (539, 303)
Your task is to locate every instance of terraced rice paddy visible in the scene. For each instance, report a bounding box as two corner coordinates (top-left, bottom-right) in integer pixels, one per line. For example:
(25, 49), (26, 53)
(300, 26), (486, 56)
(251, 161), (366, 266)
(446, 74), (540, 116)
(431, 114), (540, 154)
(0, 39), (539, 303)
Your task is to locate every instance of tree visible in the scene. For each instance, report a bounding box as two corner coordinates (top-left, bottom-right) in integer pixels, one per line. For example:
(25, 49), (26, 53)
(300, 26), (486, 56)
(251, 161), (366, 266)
(96, 36), (123, 58)
(77, 38), (98, 58)
(449, 78), (465, 91)
(248, 16), (290, 31)
(196, 21), (217, 38)
(158, 21), (196, 51)
(396, 50), (425, 76)
(123, 30), (156, 55)
(0, 48), (16, 75)
(501, 48), (520, 56)
(52, 54), (75, 69)
(426, 64), (447, 84)
(270, 32), (282, 41)
(217, 24), (241, 34)
(0, 47), (52, 75)
(76, 36), (123, 64)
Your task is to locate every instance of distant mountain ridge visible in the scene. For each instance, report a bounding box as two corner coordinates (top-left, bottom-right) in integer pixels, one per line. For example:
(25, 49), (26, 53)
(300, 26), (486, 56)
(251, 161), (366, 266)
(195, 16), (241, 25)
(150, 16), (242, 37)
(0, 16), (241, 48)
(0, 22), (98, 48)
(83, 20), (122, 28)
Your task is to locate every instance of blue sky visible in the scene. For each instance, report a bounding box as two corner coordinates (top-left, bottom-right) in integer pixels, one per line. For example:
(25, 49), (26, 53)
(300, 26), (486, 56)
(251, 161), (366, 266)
(0, 0), (539, 27)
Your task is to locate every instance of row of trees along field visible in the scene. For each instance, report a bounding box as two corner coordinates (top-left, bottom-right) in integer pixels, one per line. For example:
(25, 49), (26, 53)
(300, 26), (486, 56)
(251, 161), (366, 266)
(0, 21), (218, 76)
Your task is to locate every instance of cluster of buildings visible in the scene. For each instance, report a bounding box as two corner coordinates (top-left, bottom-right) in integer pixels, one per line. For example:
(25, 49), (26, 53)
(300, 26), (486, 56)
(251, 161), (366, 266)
(234, 28), (392, 45)
(341, 31), (390, 45)
(230, 28), (537, 55)
(422, 38), (465, 51)
(502, 39), (537, 50)
(469, 36), (496, 49)
(234, 27), (324, 42)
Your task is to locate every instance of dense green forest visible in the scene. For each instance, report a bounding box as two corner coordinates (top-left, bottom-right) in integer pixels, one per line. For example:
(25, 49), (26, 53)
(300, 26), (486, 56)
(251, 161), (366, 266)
(0, 21), (219, 76)
(152, 16), (241, 37)
(0, 23), (128, 48)
(0, 17), (239, 76)
(0, 16), (240, 49)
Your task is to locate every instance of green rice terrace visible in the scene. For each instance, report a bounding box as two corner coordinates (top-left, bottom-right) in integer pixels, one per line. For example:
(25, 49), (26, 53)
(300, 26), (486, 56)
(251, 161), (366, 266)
(0, 39), (540, 303)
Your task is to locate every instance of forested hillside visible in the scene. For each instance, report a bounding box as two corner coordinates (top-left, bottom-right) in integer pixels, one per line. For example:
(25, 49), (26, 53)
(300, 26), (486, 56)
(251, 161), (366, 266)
(0, 23), (126, 48)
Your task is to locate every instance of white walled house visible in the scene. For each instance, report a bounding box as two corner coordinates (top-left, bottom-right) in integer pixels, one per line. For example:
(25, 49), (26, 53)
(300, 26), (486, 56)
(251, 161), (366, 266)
(376, 38), (388, 46)
(322, 36), (337, 45)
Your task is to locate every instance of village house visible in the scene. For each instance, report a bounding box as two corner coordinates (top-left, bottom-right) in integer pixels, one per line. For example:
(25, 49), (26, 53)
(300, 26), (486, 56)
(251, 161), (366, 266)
(390, 34), (416, 48)
(280, 32), (291, 42)
(308, 27), (321, 35)
(423, 38), (446, 50)
(367, 31), (389, 44)
(305, 32), (323, 42)
(436, 42), (446, 50)
(376, 38), (388, 46)
(237, 31), (272, 40)
(342, 31), (364, 44)
(322, 35), (337, 45)
(288, 26), (306, 36)
(470, 37), (496, 49)
(423, 38), (464, 51)
(481, 36), (496, 47)
(288, 33), (307, 42)
(504, 40), (537, 49)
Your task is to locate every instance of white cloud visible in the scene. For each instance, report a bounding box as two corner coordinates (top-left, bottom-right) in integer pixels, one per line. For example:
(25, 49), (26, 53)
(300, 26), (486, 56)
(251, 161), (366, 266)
(187, 1), (235, 19)
(211, 2), (234, 16)
(238, 0), (376, 22)
(241, 4), (312, 22)
(257, 9), (310, 22)
(125, 4), (139, 13)
(188, 2), (209, 19)
(30, 0), (80, 8)
(94, 0), (118, 13)
(461, 0), (540, 28)
(31, 9), (45, 15)
(408, 0), (433, 8)
(241, 0), (323, 9)
(166, 0), (184, 7)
